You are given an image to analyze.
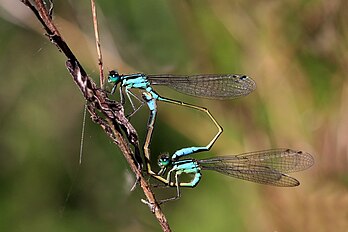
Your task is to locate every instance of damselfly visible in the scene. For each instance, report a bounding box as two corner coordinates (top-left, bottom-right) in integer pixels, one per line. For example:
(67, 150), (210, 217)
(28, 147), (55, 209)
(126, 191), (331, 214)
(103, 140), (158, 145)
(108, 71), (256, 176)
(156, 148), (314, 202)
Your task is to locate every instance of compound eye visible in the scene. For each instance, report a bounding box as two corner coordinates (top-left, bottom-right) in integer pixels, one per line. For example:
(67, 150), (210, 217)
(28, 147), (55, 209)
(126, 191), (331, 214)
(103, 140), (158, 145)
(108, 70), (120, 83)
(158, 154), (170, 167)
(109, 70), (119, 77)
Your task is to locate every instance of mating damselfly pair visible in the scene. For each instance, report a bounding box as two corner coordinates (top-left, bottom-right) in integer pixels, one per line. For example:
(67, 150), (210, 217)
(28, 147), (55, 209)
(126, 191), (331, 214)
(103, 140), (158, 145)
(108, 71), (314, 201)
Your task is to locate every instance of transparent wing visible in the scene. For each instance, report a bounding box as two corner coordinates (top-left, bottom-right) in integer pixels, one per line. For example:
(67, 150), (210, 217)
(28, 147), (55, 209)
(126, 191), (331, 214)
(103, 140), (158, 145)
(198, 149), (314, 187)
(147, 74), (256, 99)
(234, 149), (314, 173)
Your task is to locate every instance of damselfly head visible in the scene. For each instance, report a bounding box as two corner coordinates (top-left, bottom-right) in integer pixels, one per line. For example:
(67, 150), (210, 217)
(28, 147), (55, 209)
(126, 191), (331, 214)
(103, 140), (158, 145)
(108, 70), (121, 83)
(158, 153), (171, 168)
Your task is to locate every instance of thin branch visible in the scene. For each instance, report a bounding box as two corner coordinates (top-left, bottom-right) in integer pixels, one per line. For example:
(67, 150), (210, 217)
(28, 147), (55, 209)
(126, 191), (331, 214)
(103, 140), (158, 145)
(20, 1), (171, 231)
(90, 0), (104, 87)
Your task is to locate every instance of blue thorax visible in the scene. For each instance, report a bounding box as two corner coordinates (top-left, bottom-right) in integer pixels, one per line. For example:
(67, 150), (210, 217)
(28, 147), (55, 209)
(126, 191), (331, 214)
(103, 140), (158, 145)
(108, 70), (150, 89)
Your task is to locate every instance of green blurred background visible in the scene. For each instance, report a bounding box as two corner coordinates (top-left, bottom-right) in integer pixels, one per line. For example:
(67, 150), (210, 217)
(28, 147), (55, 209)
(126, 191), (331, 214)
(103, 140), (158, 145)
(1, 0), (347, 231)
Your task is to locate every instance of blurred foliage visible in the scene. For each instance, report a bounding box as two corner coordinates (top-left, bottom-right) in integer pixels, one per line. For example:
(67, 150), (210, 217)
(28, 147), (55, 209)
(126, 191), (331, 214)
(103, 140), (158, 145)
(1, 0), (348, 231)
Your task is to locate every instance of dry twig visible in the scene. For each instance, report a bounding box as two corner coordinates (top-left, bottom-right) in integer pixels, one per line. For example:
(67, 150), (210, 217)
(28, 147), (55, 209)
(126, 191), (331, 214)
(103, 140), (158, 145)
(19, 0), (171, 231)
(90, 0), (104, 87)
